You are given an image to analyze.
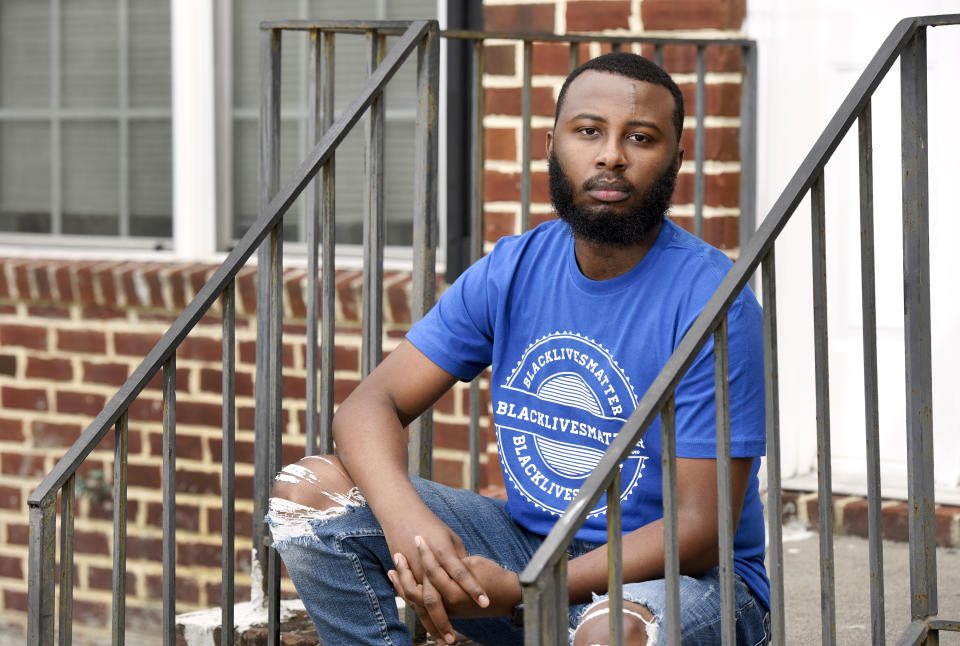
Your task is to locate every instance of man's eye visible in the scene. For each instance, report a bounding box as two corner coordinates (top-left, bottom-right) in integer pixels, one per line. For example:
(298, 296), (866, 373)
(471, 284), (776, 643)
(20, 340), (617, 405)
(628, 133), (650, 143)
(580, 127), (599, 136)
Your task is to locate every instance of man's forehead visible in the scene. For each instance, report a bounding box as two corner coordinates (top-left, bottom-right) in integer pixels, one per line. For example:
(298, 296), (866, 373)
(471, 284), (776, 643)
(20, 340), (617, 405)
(558, 70), (675, 122)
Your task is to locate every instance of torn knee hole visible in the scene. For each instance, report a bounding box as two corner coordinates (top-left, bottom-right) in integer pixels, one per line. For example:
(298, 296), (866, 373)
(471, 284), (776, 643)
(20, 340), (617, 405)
(270, 457), (364, 513)
(574, 601), (658, 645)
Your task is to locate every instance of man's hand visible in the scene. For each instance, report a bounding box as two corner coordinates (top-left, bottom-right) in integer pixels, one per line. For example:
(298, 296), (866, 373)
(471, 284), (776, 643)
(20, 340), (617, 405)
(388, 536), (522, 644)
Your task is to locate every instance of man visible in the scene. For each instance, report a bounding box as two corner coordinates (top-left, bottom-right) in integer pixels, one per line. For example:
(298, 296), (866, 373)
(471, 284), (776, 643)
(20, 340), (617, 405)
(268, 53), (769, 645)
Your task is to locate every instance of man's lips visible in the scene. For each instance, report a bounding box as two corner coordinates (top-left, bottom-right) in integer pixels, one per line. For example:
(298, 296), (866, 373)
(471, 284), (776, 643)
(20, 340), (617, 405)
(586, 187), (630, 202)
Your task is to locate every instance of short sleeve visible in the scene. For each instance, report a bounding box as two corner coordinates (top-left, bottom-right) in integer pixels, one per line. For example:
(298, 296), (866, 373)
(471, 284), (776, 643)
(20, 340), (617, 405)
(672, 289), (766, 458)
(406, 252), (497, 381)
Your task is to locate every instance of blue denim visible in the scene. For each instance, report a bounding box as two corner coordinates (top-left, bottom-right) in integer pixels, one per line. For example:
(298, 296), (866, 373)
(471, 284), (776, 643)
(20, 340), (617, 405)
(267, 476), (768, 645)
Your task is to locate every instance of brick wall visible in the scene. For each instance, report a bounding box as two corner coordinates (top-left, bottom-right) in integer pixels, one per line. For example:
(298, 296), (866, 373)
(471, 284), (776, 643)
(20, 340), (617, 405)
(0, 258), (498, 633)
(0, 0), (750, 634)
(481, 0), (747, 253)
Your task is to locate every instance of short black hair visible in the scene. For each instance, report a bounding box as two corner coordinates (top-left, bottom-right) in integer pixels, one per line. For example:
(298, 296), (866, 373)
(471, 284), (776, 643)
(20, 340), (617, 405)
(554, 52), (684, 142)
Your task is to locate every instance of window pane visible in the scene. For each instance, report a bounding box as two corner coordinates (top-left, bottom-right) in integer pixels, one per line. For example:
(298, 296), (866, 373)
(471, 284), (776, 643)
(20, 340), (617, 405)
(0, 122), (51, 233)
(62, 122), (118, 235)
(233, 0), (304, 112)
(130, 0), (171, 108)
(63, 0), (119, 108)
(130, 121), (172, 237)
(0, 0), (50, 107)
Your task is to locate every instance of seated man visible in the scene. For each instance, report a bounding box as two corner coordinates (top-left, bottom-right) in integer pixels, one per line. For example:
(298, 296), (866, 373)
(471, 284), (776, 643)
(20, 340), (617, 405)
(268, 52), (769, 646)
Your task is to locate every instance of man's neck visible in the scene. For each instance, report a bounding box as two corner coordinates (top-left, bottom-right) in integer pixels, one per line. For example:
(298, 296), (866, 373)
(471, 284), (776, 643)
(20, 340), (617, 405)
(572, 221), (663, 281)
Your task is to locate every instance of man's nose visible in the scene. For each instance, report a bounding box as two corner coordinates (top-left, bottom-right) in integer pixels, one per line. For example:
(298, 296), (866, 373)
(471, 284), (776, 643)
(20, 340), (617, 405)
(595, 137), (626, 169)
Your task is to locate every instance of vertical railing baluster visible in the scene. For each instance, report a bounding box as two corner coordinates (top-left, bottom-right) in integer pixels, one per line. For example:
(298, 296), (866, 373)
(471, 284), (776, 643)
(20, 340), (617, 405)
(28, 499), (56, 646)
(305, 29), (321, 457)
(59, 476), (75, 646)
(858, 100), (885, 646)
(319, 30), (336, 455)
(900, 26), (937, 637)
(694, 45), (706, 239)
(254, 27), (281, 606)
(811, 170), (836, 646)
(112, 413), (128, 646)
(468, 38), (485, 492)
(654, 43), (664, 68)
(551, 557), (568, 645)
(761, 246), (785, 644)
(523, 558), (567, 646)
(222, 283), (236, 646)
(569, 40), (579, 71)
(607, 472), (623, 646)
(739, 44), (759, 255)
(362, 29), (386, 378)
(408, 25), (439, 479)
(520, 39), (532, 232)
(714, 318), (735, 645)
(661, 395), (680, 644)
(162, 359), (176, 646)
(610, 40), (621, 53)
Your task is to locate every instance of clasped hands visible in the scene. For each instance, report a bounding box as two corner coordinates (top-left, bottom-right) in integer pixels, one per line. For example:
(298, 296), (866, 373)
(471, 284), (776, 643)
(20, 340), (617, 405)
(387, 535), (522, 645)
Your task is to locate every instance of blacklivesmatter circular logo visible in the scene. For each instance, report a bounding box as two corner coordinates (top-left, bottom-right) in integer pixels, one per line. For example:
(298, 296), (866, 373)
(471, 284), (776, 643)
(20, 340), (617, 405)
(495, 332), (649, 518)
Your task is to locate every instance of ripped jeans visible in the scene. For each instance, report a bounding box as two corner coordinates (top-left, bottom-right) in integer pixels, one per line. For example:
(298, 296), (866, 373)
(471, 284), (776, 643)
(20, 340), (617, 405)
(267, 471), (768, 646)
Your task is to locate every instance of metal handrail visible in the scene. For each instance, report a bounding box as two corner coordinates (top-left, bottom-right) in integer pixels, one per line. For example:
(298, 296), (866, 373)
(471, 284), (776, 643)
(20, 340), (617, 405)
(518, 13), (960, 646)
(26, 19), (437, 646)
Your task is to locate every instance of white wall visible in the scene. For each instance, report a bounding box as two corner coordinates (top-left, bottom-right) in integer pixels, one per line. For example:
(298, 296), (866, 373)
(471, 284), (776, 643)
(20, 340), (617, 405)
(746, 1), (960, 501)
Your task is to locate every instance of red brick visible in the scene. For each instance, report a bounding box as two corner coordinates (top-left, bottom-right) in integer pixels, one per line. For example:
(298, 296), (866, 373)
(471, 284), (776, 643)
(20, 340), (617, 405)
(82, 361), (130, 386)
(57, 329), (107, 354)
(0, 324), (48, 350)
(207, 508), (254, 537)
(31, 420), (83, 448)
(88, 566), (136, 593)
(148, 432), (202, 459)
(178, 542), (222, 566)
(144, 501), (200, 532)
(672, 172), (740, 208)
(484, 44), (516, 76)
(0, 555), (22, 580)
(1, 453), (46, 477)
(333, 378), (361, 404)
(199, 368), (253, 397)
(434, 421), (470, 451)
(432, 457), (465, 488)
(483, 3), (556, 33)
(0, 417), (23, 442)
(25, 357), (73, 381)
(128, 397), (163, 421)
(235, 474), (254, 498)
(127, 536), (163, 560)
(670, 214), (740, 250)
(176, 401), (222, 427)
(73, 598), (109, 624)
(75, 265), (96, 303)
(936, 506), (957, 547)
(532, 42), (573, 76)
(387, 280), (411, 324)
(484, 87), (556, 117)
(3, 589), (28, 612)
(127, 463), (162, 489)
(179, 336), (221, 362)
(143, 367), (190, 391)
(285, 272), (307, 320)
(484, 211), (516, 243)
(87, 497), (138, 522)
(0, 304), (15, 314)
(168, 267), (188, 309)
(237, 340), (294, 367)
(0, 262), (8, 299)
(485, 128), (517, 162)
(434, 389), (456, 416)
(235, 266), (258, 314)
(75, 529), (110, 555)
(0, 355), (15, 376)
(136, 312), (176, 324)
(680, 127), (740, 162)
(13, 263), (30, 299)
(209, 437), (255, 465)
(6, 523), (28, 545)
(145, 574), (198, 603)
(566, 1), (630, 31)
(54, 265), (75, 302)
(175, 469), (220, 495)
(2, 386), (48, 412)
(26, 304), (70, 318)
(641, 0), (745, 31)
(114, 331), (161, 357)
(117, 266), (140, 307)
(56, 391), (105, 416)
(32, 263), (52, 300)
(530, 127), (551, 161)
(335, 271), (362, 322)
(95, 263), (120, 304)
(143, 266), (165, 308)
(80, 304), (126, 320)
(679, 82), (741, 118)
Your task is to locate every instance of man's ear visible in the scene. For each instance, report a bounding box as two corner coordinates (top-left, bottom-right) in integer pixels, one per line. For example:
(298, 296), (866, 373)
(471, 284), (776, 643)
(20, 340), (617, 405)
(545, 129), (554, 157)
(675, 145), (685, 171)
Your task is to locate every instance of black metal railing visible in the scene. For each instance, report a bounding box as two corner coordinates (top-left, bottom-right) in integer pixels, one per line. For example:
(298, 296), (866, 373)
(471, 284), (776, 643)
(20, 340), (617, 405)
(517, 13), (960, 646)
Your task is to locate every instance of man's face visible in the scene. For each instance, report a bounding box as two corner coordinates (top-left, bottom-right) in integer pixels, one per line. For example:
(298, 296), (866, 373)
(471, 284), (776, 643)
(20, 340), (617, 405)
(546, 70), (683, 246)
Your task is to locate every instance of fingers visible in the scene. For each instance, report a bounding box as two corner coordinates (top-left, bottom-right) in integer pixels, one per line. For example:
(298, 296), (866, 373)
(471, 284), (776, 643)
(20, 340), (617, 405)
(389, 556), (446, 643)
(420, 574), (456, 644)
(418, 535), (490, 609)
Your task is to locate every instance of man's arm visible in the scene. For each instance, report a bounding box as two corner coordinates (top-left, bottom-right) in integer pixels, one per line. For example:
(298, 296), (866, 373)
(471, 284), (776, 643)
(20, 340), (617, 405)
(566, 456), (755, 604)
(333, 339), (490, 609)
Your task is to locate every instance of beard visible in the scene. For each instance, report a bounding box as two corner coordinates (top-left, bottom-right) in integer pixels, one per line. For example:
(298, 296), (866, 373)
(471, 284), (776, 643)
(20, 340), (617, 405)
(548, 151), (677, 247)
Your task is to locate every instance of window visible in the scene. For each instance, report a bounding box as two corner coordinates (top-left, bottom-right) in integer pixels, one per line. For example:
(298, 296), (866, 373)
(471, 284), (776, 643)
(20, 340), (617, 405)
(222, 0), (441, 250)
(0, 0), (172, 245)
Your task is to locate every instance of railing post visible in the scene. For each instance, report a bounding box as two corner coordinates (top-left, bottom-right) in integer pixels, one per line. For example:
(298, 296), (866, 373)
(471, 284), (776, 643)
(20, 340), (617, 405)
(900, 24), (938, 636)
(27, 499), (56, 646)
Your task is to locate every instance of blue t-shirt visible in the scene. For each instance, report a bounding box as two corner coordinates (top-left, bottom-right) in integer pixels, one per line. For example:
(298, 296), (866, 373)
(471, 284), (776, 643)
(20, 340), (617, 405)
(406, 218), (769, 609)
